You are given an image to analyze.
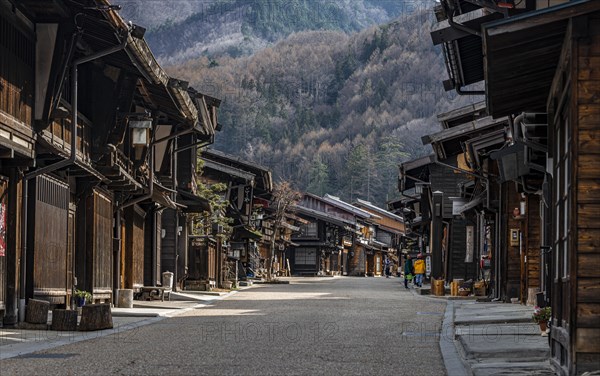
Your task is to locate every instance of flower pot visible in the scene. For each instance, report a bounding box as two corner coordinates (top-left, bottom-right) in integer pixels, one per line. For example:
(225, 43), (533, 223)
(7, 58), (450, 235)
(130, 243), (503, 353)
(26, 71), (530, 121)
(76, 297), (86, 307)
(539, 321), (547, 332)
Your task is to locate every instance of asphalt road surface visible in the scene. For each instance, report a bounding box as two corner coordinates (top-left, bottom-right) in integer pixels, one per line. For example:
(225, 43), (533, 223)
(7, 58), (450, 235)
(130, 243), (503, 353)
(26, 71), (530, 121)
(0, 277), (448, 376)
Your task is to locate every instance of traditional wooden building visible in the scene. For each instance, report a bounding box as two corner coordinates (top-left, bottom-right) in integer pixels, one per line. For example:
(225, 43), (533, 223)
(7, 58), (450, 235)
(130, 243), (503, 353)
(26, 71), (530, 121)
(388, 194), (423, 256)
(0, 0), (37, 325)
(159, 94), (220, 291)
(290, 204), (350, 276)
(289, 193), (376, 276)
(0, 0), (218, 324)
(187, 149), (273, 288)
(431, 0), (600, 373)
(422, 104), (509, 287)
(481, 3), (600, 373)
(257, 208), (302, 277)
(320, 194), (378, 276)
(399, 153), (480, 282)
(188, 151), (255, 289)
(353, 198), (405, 274)
(397, 156), (435, 262)
(460, 123), (507, 301)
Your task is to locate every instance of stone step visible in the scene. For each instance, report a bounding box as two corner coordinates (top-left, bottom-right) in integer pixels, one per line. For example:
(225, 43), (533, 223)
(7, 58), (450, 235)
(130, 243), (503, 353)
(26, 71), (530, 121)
(458, 335), (550, 360)
(469, 361), (555, 376)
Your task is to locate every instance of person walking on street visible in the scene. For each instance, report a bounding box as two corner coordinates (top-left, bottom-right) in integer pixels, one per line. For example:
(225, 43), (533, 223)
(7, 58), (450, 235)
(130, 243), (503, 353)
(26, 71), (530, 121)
(403, 254), (414, 289)
(384, 257), (391, 278)
(414, 253), (426, 287)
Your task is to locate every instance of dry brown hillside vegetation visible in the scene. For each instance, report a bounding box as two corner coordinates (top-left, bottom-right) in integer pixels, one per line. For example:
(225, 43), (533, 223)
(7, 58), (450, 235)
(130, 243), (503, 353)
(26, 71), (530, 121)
(166, 10), (480, 206)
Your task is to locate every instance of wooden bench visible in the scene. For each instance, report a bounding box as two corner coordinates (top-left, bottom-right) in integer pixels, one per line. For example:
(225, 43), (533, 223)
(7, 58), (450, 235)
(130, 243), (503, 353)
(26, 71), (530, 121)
(137, 286), (171, 301)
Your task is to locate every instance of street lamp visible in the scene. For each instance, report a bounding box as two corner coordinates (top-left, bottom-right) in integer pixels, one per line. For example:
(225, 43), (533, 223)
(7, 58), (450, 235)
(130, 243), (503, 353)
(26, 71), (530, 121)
(129, 119), (152, 146)
(415, 182), (430, 195)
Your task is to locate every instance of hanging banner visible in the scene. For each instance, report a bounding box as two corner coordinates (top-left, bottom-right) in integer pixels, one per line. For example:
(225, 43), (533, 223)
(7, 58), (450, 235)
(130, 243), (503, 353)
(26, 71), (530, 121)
(465, 226), (474, 262)
(0, 184), (6, 257)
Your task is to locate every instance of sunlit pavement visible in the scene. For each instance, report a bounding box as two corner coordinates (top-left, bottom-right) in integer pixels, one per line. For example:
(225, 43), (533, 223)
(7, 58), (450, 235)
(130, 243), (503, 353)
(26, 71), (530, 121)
(0, 277), (448, 376)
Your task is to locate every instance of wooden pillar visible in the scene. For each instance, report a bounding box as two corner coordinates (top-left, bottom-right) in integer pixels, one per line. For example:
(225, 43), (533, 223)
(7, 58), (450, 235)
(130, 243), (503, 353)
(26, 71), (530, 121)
(216, 235), (223, 288)
(431, 191), (444, 279)
(3, 169), (20, 325)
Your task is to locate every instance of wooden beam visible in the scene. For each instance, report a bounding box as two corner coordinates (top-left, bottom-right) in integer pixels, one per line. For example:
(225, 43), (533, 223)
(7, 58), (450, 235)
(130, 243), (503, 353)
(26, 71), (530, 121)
(0, 111), (35, 138)
(0, 157), (34, 168)
(431, 23), (472, 45)
(424, 116), (508, 145)
(436, 101), (487, 123)
(485, 1), (600, 37)
(107, 73), (138, 146)
(431, 8), (495, 45)
(402, 155), (435, 172)
(0, 148), (14, 158)
(578, 278), (600, 302)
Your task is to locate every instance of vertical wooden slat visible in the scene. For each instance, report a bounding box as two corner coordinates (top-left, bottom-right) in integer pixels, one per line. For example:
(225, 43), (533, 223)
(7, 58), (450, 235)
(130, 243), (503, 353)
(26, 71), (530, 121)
(33, 175), (68, 304)
(92, 191), (113, 298)
(120, 221), (125, 289)
(574, 17), (600, 373)
(0, 12), (33, 124)
(209, 241), (216, 281)
(124, 205), (144, 289)
(132, 208), (144, 288)
(155, 211), (162, 285)
(66, 205), (75, 303)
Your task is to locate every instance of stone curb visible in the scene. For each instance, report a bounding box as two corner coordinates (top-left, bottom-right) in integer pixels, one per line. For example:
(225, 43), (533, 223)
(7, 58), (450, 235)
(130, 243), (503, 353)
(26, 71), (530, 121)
(111, 311), (161, 318)
(454, 317), (533, 325)
(440, 301), (473, 376)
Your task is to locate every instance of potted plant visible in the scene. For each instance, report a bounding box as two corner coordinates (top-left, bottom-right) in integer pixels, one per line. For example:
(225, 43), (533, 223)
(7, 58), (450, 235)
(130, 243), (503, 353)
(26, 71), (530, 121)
(74, 289), (92, 307)
(532, 306), (551, 333)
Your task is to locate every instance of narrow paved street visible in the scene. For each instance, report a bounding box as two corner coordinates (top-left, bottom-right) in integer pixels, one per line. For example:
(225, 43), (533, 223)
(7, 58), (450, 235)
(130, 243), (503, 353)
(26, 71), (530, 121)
(0, 278), (447, 376)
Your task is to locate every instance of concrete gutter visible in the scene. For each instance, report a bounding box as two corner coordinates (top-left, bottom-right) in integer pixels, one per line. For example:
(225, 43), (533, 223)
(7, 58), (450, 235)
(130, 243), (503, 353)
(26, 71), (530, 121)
(440, 301), (472, 376)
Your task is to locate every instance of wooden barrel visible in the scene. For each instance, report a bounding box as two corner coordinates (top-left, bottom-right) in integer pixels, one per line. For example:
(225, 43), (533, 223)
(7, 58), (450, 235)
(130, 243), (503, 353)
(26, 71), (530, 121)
(451, 281), (459, 296)
(432, 278), (445, 296)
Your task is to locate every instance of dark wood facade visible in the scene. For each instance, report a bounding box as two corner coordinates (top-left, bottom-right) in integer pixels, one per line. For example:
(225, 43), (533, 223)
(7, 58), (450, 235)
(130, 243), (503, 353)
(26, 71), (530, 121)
(290, 194), (376, 277)
(430, 1), (600, 374)
(288, 216), (339, 276)
(353, 198), (404, 277)
(144, 209), (162, 287)
(28, 174), (69, 304)
(570, 19), (600, 373)
(85, 190), (113, 301)
(0, 9), (34, 136)
(182, 149), (273, 288)
(0, 179), (7, 311)
(124, 205), (144, 290)
(546, 12), (600, 374)
(0, 2), (35, 325)
(0, 0), (220, 324)
(188, 236), (217, 285)
(481, 6), (600, 373)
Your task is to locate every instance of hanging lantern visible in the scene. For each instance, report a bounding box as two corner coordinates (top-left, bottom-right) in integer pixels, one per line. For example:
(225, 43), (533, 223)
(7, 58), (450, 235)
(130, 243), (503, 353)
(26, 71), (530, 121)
(129, 119), (152, 146)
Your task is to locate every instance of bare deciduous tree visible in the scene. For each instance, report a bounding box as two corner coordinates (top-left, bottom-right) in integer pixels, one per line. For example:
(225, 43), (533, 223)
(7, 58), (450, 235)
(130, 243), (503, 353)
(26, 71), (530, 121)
(267, 180), (302, 281)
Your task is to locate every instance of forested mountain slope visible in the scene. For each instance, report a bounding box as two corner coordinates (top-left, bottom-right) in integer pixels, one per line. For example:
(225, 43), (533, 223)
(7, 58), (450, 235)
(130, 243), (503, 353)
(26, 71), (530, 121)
(119, 0), (415, 62)
(118, 2), (480, 206)
(164, 9), (479, 206)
